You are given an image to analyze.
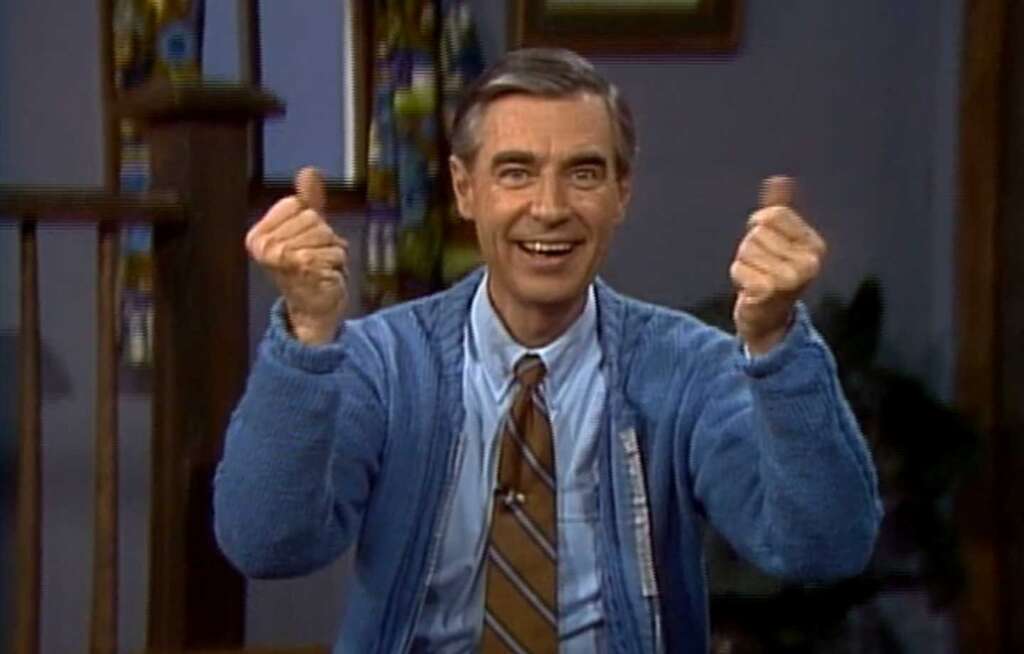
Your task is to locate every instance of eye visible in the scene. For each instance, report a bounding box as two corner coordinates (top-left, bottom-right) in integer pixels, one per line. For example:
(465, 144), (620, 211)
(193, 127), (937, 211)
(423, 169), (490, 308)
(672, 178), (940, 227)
(497, 166), (532, 188)
(570, 166), (604, 188)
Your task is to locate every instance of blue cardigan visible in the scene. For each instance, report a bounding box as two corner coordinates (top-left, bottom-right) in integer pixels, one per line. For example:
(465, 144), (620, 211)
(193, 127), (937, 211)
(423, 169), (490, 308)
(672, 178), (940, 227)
(214, 269), (882, 653)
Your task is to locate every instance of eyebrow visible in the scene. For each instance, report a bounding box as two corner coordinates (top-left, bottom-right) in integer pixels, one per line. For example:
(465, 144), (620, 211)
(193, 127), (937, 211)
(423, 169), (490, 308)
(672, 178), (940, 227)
(488, 150), (610, 170)
(489, 150), (537, 169)
(565, 153), (609, 170)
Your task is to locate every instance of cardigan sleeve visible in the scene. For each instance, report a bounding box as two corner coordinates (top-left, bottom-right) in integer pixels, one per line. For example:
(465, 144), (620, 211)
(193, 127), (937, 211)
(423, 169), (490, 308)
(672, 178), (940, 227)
(687, 302), (883, 581)
(213, 299), (388, 578)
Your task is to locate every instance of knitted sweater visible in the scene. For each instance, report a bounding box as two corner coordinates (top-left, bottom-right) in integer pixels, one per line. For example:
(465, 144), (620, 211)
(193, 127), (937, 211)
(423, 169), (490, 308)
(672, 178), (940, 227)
(214, 269), (882, 653)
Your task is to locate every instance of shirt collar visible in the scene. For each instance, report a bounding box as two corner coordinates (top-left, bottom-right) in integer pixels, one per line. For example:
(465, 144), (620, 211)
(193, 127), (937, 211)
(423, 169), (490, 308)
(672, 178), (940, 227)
(469, 271), (598, 409)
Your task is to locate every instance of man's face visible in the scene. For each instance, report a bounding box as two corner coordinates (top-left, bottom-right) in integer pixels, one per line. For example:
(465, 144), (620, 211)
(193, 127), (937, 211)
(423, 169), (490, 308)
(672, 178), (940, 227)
(450, 92), (631, 318)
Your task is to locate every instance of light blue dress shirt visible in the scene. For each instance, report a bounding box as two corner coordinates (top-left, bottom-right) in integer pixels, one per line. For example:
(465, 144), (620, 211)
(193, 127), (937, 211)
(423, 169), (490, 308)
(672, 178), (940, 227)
(413, 275), (607, 652)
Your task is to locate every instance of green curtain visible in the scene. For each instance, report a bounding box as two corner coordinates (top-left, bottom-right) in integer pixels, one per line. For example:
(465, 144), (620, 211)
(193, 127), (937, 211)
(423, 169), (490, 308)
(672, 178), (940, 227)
(112, 0), (204, 366)
(363, 0), (484, 310)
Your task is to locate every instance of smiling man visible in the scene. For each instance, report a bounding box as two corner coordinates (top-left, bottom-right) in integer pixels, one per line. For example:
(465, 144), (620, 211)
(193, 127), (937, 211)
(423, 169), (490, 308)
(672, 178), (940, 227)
(449, 90), (626, 349)
(214, 48), (882, 653)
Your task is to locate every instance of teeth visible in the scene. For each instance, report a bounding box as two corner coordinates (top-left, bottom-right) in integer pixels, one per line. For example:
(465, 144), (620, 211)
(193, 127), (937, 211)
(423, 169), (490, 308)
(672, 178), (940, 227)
(521, 241), (574, 254)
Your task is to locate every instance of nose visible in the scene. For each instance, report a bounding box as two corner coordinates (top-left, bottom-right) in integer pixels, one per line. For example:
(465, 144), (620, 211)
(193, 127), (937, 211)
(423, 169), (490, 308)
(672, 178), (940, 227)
(530, 171), (570, 224)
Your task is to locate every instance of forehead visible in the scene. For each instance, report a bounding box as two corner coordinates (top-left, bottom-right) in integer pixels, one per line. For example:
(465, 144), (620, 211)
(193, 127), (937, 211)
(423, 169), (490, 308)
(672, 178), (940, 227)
(475, 92), (616, 156)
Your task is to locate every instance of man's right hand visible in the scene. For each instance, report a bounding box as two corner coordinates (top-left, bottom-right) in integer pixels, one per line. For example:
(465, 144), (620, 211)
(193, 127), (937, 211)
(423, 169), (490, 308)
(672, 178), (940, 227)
(246, 166), (349, 345)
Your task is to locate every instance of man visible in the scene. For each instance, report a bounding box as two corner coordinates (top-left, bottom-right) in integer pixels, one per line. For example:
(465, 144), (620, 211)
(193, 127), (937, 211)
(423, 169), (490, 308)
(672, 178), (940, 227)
(214, 48), (881, 653)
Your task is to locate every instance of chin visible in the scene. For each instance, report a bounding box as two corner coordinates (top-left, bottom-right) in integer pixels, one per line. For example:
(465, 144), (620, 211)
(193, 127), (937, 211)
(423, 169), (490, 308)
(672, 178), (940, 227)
(512, 275), (589, 309)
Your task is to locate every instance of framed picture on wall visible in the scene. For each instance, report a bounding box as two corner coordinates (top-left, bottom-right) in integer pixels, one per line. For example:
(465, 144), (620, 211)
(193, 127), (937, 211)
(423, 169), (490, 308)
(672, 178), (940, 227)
(509, 0), (741, 53)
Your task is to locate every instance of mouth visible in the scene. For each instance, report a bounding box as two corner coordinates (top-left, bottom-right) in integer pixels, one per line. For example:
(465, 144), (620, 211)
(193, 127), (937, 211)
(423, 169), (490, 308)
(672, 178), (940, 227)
(514, 240), (581, 258)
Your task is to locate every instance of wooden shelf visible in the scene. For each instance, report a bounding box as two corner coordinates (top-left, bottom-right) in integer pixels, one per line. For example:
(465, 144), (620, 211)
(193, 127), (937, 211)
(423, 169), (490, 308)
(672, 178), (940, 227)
(116, 80), (284, 123)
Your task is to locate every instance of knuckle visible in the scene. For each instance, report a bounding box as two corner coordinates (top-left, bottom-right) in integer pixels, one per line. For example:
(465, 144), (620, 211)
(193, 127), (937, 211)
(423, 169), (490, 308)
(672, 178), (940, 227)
(762, 207), (784, 225)
(779, 266), (800, 290)
(268, 248), (287, 270)
(244, 227), (258, 249)
(281, 251), (304, 274)
(269, 237), (287, 260)
(317, 224), (336, 241)
(303, 208), (326, 225)
(804, 255), (821, 279)
(299, 250), (319, 270)
(729, 260), (745, 281)
(737, 239), (755, 260)
(254, 235), (272, 259)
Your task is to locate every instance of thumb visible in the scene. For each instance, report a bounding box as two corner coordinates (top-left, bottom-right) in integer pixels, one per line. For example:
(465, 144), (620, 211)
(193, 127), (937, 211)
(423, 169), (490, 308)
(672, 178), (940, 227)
(759, 174), (796, 208)
(295, 166), (327, 212)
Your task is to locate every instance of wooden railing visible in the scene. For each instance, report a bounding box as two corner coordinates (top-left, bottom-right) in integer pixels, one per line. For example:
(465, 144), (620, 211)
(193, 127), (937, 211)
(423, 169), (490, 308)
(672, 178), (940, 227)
(0, 82), (331, 654)
(4, 190), (186, 654)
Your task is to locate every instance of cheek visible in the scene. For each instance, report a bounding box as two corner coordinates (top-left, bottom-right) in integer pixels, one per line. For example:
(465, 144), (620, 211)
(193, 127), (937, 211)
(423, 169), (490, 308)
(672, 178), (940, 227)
(472, 216), (510, 261)
(478, 195), (525, 238)
(577, 195), (625, 233)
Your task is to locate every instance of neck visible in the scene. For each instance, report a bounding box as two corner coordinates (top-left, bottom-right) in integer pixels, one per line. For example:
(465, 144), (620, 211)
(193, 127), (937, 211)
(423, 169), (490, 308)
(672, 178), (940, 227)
(487, 279), (587, 349)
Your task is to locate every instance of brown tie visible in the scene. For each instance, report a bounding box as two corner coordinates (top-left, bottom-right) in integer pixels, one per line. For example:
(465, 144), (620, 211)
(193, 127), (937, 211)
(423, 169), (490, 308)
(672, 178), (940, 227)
(481, 355), (559, 653)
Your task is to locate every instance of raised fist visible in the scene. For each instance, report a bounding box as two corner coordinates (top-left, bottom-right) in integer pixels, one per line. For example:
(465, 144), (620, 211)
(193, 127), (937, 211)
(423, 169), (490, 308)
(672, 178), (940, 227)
(730, 176), (827, 354)
(246, 167), (349, 345)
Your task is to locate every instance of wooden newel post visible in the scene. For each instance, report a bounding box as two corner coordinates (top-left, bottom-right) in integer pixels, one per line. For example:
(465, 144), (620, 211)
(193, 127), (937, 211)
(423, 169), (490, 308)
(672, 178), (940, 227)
(118, 82), (283, 651)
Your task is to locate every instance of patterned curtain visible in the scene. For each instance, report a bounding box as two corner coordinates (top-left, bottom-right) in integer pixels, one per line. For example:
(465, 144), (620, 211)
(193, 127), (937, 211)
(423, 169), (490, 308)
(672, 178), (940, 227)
(364, 0), (484, 310)
(112, 0), (204, 366)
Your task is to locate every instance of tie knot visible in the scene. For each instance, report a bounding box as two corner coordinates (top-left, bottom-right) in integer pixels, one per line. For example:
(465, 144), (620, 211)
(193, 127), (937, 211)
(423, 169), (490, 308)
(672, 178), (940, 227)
(514, 354), (546, 389)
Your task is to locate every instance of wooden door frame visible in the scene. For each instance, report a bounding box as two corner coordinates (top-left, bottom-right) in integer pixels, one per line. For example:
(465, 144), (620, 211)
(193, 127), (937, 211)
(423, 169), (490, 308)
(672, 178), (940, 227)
(954, 0), (1023, 651)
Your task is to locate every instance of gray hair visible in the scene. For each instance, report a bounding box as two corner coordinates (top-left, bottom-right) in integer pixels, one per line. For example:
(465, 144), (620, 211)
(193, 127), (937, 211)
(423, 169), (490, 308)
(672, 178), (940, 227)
(450, 48), (637, 178)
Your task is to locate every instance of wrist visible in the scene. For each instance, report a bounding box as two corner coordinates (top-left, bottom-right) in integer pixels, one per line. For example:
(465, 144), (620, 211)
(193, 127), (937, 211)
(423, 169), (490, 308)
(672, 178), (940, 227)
(742, 310), (795, 356)
(744, 325), (788, 356)
(287, 310), (340, 346)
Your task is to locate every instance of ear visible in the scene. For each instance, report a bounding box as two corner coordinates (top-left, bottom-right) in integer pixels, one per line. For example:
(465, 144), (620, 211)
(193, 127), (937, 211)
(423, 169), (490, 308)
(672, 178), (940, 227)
(614, 173), (632, 224)
(449, 155), (476, 221)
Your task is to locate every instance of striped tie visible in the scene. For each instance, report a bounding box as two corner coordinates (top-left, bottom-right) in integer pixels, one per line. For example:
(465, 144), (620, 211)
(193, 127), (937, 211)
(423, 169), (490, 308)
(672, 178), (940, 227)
(481, 354), (558, 654)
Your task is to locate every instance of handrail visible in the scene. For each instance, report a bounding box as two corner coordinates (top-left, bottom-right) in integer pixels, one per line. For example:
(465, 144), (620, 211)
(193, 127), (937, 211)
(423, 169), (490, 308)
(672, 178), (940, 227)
(9, 209), (164, 654)
(6, 200), (180, 654)
(0, 187), (186, 223)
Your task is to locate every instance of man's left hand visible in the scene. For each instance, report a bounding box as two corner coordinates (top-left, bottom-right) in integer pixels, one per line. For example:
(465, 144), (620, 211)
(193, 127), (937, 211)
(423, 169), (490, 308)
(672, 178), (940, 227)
(730, 176), (827, 355)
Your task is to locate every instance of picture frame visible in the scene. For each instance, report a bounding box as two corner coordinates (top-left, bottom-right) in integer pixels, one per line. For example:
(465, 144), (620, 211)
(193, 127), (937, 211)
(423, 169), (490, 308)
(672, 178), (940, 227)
(509, 0), (742, 53)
